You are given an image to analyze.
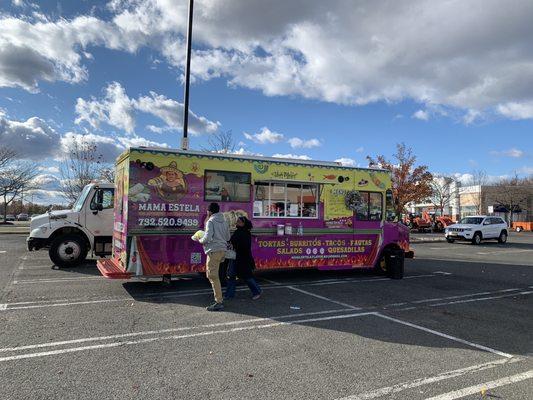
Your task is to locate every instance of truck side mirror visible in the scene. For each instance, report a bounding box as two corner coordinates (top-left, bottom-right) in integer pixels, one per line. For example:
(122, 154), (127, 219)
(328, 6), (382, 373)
(94, 189), (104, 212)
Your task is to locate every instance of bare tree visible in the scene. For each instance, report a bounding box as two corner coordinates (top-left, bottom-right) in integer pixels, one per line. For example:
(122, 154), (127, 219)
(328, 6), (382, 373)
(367, 143), (433, 219)
(491, 174), (531, 224)
(465, 169), (488, 214)
(0, 147), (16, 170)
(59, 138), (113, 204)
(0, 147), (38, 222)
(99, 167), (115, 184)
(202, 130), (236, 154)
(430, 176), (458, 216)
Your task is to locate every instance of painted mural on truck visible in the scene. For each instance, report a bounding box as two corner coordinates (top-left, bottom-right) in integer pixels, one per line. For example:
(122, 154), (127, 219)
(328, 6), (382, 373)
(111, 149), (395, 276)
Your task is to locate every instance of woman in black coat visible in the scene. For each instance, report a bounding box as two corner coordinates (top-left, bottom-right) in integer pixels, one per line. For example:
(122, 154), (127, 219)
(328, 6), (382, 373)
(224, 217), (261, 300)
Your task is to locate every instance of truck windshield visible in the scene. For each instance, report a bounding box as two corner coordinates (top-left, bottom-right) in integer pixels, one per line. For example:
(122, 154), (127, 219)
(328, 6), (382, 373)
(72, 186), (92, 212)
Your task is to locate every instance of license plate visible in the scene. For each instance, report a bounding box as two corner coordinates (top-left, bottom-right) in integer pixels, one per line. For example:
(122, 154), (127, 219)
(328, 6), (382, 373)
(450, 232), (458, 236)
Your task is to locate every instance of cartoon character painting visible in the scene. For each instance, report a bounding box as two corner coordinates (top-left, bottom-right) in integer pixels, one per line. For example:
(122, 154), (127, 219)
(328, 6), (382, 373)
(147, 161), (187, 202)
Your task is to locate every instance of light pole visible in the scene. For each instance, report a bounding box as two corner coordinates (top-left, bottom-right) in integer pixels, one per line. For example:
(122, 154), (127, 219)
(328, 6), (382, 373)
(181, 0), (194, 150)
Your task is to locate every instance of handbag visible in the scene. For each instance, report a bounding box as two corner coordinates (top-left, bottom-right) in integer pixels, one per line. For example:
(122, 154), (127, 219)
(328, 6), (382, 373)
(225, 242), (236, 260)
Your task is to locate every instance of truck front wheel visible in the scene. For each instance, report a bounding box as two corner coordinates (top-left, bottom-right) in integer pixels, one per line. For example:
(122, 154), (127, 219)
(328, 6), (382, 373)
(49, 234), (88, 267)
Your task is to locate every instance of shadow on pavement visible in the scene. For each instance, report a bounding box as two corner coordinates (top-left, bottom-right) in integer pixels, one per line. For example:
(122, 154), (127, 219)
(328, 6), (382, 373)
(120, 264), (532, 358)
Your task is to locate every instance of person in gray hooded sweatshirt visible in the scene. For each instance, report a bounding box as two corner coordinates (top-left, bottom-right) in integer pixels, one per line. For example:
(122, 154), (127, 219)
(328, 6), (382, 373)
(198, 202), (230, 311)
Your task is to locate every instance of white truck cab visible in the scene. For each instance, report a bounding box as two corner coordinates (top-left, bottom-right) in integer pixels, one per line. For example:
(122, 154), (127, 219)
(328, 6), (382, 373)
(27, 183), (115, 267)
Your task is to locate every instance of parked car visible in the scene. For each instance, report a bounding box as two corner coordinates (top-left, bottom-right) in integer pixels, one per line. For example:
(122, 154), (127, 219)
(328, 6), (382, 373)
(445, 216), (508, 245)
(17, 213), (29, 221)
(5, 214), (16, 221)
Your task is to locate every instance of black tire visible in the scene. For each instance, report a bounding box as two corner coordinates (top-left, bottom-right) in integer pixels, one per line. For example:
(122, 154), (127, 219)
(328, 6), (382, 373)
(49, 234), (88, 267)
(471, 232), (482, 245)
(446, 238), (455, 243)
(498, 230), (508, 244)
(373, 254), (388, 276)
(386, 249), (404, 279)
(435, 222), (443, 232)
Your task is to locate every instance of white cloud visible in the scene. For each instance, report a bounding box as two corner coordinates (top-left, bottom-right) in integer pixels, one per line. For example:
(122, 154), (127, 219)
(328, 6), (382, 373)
(412, 109), (429, 121)
(335, 157), (356, 167)
(244, 127), (284, 144)
(146, 125), (173, 134)
(517, 166), (533, 175)
(59, 132), (124, 163)
(117, 135), (169, 149)
(32, 173), (61, 191)
(287, 137), (321, 149)
(272, 153), (311, 160)
(75, 82), (219, 135)
(75, 82), (135, 133)
(463, 109), (483, 124)
(0, 113), (168, 163)
(0, 14), (143, 91)
(135, 91), (220, 135)
(230, 147), (263, 156)
(38, 165), (60, 174)
(489, 148), (525, 158)
(497, 101), (533, 120)
(0, 114), (60, 159)
(3, 1), (533, 121)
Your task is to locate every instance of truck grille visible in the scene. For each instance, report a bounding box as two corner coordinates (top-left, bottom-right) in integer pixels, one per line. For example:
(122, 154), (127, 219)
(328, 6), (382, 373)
(449, 228), (464, 232)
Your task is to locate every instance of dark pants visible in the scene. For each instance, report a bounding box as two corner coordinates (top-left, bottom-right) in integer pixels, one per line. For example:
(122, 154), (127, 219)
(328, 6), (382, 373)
(224, 260), (261, 298)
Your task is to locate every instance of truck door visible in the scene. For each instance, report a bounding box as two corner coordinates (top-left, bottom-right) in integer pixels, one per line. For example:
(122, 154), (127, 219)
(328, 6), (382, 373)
(85, 188), (115, 255)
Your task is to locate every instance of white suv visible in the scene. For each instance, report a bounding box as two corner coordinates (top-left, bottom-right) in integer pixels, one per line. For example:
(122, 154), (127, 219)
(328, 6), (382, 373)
(445, 216), (508, 245)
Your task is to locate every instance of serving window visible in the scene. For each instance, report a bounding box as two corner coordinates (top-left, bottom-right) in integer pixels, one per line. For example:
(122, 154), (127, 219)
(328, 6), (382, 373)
(204, 170), (251, 202)
(253, 182), (319, 218)
(355, 191), (383, 221)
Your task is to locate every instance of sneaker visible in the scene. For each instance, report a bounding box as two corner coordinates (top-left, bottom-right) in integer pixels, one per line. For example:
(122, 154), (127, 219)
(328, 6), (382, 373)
(206, 302), (224, 312)
(251, 293), (261, 300)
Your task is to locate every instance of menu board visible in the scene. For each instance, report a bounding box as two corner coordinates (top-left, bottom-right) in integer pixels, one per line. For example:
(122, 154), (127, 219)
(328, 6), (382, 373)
(324, 187), (352, 220)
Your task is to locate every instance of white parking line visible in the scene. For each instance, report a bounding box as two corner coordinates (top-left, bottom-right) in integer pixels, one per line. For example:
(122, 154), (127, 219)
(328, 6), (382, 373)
(476, 249), (533, 255)
(415, 256), (533, 267)
(287, 285), (360, 310)
(0, 250), (6, 253)
(375, 313), (513, 358)
(410, 288), (522, 304)
(1, 272), (450, 311)
(0, 308), (348, 353)
(337, 358), (522, 400)
(0, 311), (374, 362)
(429, 290), (533, 307)
(424, 369), (533, 400)
(13, 276), (105, 284)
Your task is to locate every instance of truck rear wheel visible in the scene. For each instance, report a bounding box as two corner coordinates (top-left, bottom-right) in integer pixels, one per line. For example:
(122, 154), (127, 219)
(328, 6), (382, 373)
(49, 234), (88, 267)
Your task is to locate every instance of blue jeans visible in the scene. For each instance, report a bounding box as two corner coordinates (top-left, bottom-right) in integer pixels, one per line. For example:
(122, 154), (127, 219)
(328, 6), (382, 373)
(224, 260), (261, 298)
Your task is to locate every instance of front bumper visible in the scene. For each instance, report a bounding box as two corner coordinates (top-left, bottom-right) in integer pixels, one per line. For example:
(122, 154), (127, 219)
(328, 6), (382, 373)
(26, 236), (47, 251)
(445, 231), (473, 241)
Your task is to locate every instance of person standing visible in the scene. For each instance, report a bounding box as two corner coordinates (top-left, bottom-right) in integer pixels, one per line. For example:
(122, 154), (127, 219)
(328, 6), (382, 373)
(198, 203), (230, 311)
(224, 216), (261, 300)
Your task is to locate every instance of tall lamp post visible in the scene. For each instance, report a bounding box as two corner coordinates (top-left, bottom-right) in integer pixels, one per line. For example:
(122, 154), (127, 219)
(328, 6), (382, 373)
(181, 0), (194, 150)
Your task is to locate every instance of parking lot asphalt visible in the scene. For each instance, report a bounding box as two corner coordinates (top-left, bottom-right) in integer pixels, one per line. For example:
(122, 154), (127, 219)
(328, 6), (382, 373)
(0, 233), (532, 400)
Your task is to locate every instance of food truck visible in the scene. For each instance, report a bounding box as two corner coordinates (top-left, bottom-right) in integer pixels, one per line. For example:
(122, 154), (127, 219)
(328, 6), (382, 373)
(97, 147), (411, 280)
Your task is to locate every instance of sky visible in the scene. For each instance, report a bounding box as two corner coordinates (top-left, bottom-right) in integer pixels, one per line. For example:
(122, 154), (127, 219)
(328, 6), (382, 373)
(0, 0), (532, 204)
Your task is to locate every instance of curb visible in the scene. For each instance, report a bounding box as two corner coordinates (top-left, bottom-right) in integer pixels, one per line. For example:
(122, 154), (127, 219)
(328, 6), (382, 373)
(0, 231), (29, 235)
(410, 238), (446, 244)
